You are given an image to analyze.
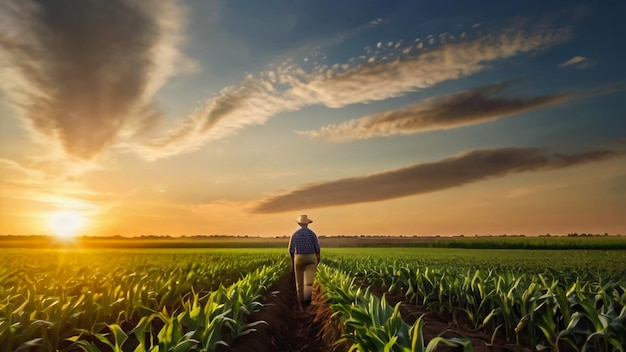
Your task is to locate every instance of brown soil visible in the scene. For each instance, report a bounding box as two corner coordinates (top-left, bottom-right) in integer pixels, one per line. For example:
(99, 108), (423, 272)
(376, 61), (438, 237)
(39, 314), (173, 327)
(370, 287), (531, 352)
(226, 271), (348, 352)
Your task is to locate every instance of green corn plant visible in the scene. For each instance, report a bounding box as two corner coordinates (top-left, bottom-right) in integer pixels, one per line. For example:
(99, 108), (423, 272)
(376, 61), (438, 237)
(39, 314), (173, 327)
(197, 294), (232, 351)
(318, 264), (474, 352)
(128, 314), (155, 352)
(95, 324), (129, 352)
(66, 261), (285, 352)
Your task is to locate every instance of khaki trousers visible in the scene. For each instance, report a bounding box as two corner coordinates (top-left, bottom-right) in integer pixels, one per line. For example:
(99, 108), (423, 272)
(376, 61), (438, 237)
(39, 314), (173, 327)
(293, 253), (318, 303)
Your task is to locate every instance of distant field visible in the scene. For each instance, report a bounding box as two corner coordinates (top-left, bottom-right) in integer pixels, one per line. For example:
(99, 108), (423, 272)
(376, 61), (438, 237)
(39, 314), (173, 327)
(325, 247), (626, 274)
(2, 246), (624, 273)
(1, 233), (626, 249)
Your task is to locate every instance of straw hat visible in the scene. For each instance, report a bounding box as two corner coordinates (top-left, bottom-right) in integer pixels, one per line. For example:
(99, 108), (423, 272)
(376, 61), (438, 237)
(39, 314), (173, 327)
(295, 214), (313, 224)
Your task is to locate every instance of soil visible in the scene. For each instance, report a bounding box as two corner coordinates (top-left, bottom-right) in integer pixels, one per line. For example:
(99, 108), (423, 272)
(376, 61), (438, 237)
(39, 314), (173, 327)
(369, 287), (531, 352)
(228, 271), (533, 352)
(226, 271), (348, 352)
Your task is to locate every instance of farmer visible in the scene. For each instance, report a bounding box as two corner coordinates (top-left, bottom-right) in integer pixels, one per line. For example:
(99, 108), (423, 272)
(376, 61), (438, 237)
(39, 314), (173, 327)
(288, 214), (321, 307)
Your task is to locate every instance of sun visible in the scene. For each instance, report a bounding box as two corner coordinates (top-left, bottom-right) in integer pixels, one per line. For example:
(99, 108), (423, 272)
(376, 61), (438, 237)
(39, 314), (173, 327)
(48, 211), (87, 239)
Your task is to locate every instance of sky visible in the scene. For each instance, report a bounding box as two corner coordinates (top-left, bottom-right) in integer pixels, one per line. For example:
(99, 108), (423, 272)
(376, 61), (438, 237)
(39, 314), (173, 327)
(1, 0), (625, 238)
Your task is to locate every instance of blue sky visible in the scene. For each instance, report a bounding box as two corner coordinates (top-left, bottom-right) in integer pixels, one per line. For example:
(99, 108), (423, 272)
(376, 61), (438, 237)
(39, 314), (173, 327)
(0, 0), (625, 237)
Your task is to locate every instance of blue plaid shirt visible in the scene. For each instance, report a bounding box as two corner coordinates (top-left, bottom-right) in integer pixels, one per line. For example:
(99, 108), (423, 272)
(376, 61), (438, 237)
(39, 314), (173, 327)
(288, 227), (320, 256)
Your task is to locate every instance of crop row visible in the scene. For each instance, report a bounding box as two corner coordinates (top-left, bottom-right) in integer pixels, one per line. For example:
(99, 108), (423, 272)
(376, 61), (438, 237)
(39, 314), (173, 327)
(67, 261), (285, 352)
(0, 250), (285, 351)
(323, 256), (626, 351)
(316, 264), (473, 351)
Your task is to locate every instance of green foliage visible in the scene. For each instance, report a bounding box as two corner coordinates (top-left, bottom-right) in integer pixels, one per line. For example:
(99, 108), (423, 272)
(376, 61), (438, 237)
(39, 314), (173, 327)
(2, 247), (625, 352)
(317, 264), (473, 352)
(0, 249), (284, 352)
(322, 251), (626, 352)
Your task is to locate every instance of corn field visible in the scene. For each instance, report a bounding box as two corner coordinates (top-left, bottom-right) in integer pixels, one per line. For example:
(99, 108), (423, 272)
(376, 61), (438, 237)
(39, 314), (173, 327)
(1, 247), (625, 352)
(0, 250), (285, 351)
(321, 251), (626, 352)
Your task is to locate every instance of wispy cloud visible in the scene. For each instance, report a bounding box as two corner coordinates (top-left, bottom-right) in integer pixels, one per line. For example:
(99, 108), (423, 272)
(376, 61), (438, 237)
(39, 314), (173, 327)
(0, 158), (112, 215)
(297, 82), (616, 141)
(135, 26), (571, 159)
(558, 56), (596, 69)
(0, 0), (191, 159)
(131, 76), (306, 160)
(252, 147), (623, 213)
(368, 18), (386, 26)
(505, 182), (567, 199)
(283, 27), (570, 108)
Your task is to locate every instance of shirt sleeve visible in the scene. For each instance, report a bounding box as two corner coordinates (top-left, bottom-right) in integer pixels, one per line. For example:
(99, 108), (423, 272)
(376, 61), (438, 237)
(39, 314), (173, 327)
(288, 234), (295, 256)
(312, 231), (320, 253)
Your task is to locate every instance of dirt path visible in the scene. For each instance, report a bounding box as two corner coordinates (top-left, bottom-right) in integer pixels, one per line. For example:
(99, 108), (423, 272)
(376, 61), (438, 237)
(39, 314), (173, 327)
(227, 271), (347, 352)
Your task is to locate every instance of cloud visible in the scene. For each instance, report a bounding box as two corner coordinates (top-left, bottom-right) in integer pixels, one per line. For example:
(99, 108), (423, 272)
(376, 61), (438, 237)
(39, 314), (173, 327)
(369, 18), (386, 26)
(0, 157), (113, 215)
(136, 26), (571, 159)
(297, 82), (613, 141)
(131, 76), (307, 160)
(505, 182), (567, 199)
(252, 147), (623, 213)
(0, 0), (190, 159)
(284, 27), (570, 108)
(558, 56), (596, 69)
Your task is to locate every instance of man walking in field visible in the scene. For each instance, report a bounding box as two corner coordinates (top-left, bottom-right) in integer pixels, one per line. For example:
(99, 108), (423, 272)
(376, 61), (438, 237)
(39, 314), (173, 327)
(288, 214), (321, 307)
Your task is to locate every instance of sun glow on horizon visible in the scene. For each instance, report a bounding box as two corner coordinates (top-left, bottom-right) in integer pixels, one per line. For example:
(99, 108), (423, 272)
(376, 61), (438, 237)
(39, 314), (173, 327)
(48, 211), (88, 239)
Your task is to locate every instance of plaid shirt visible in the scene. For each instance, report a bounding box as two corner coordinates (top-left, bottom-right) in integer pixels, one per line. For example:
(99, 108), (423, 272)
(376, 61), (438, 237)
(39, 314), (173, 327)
(288, 227), (320, 256)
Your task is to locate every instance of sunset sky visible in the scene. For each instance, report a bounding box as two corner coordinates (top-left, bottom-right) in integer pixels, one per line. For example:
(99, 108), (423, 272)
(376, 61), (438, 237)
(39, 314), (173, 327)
(1, 0), (625, 238)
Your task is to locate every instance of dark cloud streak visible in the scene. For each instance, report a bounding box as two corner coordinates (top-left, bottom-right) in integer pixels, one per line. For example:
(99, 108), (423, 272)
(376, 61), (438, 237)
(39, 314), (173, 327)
(299, 82), (616, 141)
(252, 148), (622, 213)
